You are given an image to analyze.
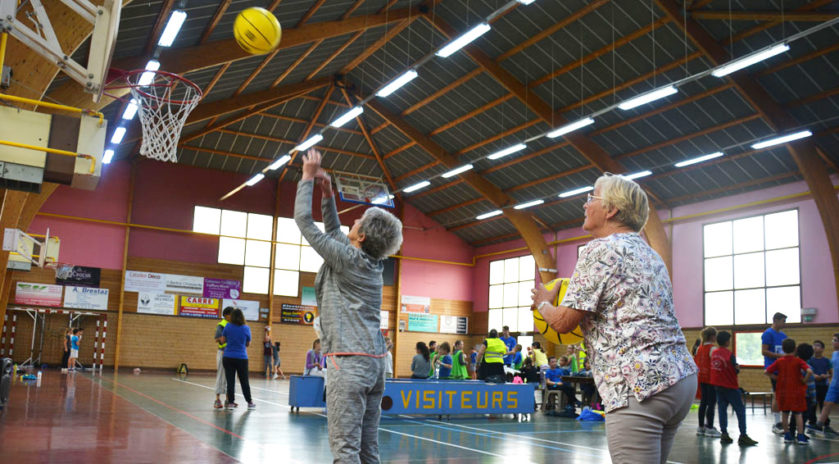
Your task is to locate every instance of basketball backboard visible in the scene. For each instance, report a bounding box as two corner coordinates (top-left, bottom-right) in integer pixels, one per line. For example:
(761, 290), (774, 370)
(335, 174), (394, 208)
(3, 228), (60, 271)
(0, 0), (121, 102)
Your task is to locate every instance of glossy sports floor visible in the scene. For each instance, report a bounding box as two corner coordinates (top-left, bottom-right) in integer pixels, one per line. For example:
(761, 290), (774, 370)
(3, 371), (839, 463)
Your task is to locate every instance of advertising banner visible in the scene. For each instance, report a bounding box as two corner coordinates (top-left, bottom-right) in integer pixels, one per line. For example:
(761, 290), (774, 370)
(203, 278), (241, 299)
(179, 296), (220, 319)
(126, 271), (204, 295)
(137, 292), (177, 316)
(408, 313), (438, 333)
(440, 316), (468, 335)
(55, 266), (101, 287)
(164, 274), (204, 295)
(15, 282), (63, 307)
(401, 295), (430, 313)
(222, 299), (259, 321)
(280, 303), (316, 325)
(63, 286), (109, 310)
(380, 380), (535, 415)
(380, 310), (389, 330)
(301, 286), (317, 307)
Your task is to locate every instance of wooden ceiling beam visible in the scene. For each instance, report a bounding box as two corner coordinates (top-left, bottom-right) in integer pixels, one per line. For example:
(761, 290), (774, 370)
(199, 0), (232, 44)
(340, 88), (399, 193)
(731, 0), (834, 42)
(428, 197), (483, 217)
(181, 146), (272, 163)
(791, 85), (839, 108)
(307, 31), (363, 79)
(279, 84), (336, 183)
(215, 129), (375, 160)
(505, 164), (594, 193)
(384, 142), (417, 160)
(340, 17), (418, 74)
(201, 63), (231, 100)
(656, 0), (839, 317)
(691, 11), (839, 22)
(759, 42), (839, 77)
(528, 17), (671, 89)
(667, 172), (798, 205)
(143, 0), (176, 55)
(429, 95), (515, 136)
(258, 112), (364, 137)
(366, 98), (557, 282)
(414, 179), (464, 199)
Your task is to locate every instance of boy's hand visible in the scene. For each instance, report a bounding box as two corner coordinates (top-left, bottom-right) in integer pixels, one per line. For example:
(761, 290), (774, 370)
(301, 148), (322, 181)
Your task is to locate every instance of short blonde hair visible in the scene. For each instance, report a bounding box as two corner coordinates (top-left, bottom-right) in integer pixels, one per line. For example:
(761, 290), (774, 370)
(594, 173), (649, 232)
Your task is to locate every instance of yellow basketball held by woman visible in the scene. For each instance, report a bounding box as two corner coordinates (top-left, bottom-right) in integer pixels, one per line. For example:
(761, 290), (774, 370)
(234, 7), (282, 55)
(532, 278), (585, 346)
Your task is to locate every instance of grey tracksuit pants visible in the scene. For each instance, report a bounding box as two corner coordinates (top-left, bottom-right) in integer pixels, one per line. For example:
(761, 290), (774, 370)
(326, 355), (385, 464)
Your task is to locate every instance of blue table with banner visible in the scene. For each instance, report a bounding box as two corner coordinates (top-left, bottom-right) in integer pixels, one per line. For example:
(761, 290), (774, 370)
(380, 379), (536, 420)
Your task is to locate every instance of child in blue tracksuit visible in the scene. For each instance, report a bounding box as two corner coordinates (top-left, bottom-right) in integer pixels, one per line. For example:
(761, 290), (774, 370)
(809, 333), (839, 436)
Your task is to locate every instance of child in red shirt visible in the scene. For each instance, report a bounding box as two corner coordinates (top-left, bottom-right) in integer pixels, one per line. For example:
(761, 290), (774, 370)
(765, 338), (814, 445)
(694, 326), (720, 437)
(710, 331), (758, 446)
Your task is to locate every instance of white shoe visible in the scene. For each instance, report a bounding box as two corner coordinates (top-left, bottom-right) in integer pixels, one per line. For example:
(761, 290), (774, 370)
(696, 426), (705, 436)
(704, 427), (721, 438)
(273, 374), (278, 379)
(772, 422), (785, 435)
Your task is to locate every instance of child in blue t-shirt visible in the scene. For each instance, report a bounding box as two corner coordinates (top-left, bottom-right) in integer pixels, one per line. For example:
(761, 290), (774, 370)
(435, 342), (453, 379)
(544, 357), (578, 409)
(68, 328), (83, 371)
(808, 340), (832, 427)
(809, 333), (839, 437)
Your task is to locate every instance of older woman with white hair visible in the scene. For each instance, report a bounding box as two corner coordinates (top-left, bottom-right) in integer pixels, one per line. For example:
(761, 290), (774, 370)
(532, 173), (696, 464)
(295, 148), (403, 464)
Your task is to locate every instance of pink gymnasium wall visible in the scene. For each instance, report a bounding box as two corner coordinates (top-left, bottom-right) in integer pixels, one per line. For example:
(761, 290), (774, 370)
(28, 159), (474, 302)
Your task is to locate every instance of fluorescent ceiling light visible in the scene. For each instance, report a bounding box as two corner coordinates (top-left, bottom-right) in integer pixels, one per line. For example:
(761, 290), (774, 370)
(293, 134), (324, 152)
(110, 127), (126, 144)
(103, 149), (114, 164)
(488, 143), (526, 160)
(157, 10), (187, 47)
(625, 170), (652, 180)
(371, 194), (395, 205)
(751, 130), (812, 149)
(121, 99), (139, 120)
(267, 154), (291, 171)
(436, 23), (491, 58)
(547, 117), (595, 138)
(476, 210), (503, 220)
(558, 185), (593, 198)
(517, 0), (536, 4)
(330, 106), (364, 128)
(245, 173), (265, 186)
(514, 199), (544, 210)
(674, 151), (724, 168)
(441, 164), (474, 178)
(403, 180), (431, 193)
(618, 85), (678, 110)
(376, 70), (418, 97)
(712, 44), (790, 77)
(138, 60), (160, 86)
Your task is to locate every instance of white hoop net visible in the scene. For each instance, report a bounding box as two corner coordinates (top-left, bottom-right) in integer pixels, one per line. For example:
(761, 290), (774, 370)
(126, 70), (202, 163)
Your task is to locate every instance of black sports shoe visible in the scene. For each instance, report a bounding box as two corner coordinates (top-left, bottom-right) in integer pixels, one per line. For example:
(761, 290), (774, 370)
(738, 434), (758, 446)
(720, 432), (733, 444)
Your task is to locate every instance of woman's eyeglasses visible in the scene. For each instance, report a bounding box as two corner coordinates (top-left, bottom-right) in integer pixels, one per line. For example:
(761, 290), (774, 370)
(585, 193), (603, 205)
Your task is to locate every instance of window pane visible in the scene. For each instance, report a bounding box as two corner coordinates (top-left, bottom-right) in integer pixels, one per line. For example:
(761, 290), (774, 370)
(488, 309), (503, 333)
(300, 246), (324, 273)
(518, 281), (532, 306)
(734, 332), (764, 366)
(703, 222), (732, 257)
(276, 217), (301, 245)
(503, 307), (518, 332)
(765, 210), (798, 249)
(193, 206), (220, 234)
(733, 252), (764, 289)
(489, 260), (504, 285)
(220, 210), (247, 238)
(518, 335), (534, 348)
(340, 225), (350, 236)
(244, 239), (271, 267)
(518, 307), (533, 333)
(705, 291), (733, 326)
(301, 222), (325, 246)
(218, 237), (245, 265)
(766, 248), (800, 286)
(246, 213), (273, 240)
(503, 282), (518, 308)
(732, 216), (763, 254)
(767, 286), (801, 323)
(704, 256), (733, 291)
(504, 258), (519, 283)
(275, 244), (300, 270)
(488, 285), (503, 309)
(243, 266), (269, 294)
(734, 289), (766, 325)
(518, 255), (535, 282)
(273, 269), (299, 296)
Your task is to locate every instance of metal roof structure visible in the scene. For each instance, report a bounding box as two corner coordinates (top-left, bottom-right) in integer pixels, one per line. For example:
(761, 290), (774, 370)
(46, 0), (839, 247)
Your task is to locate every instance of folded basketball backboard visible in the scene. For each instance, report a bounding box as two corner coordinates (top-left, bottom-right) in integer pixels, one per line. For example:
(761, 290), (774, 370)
(3, 228), (59, 271)
(335, 175), (394, 208)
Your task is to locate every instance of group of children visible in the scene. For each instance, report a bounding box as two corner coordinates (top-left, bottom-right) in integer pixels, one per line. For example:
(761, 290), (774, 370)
(694, 326), (839, 447)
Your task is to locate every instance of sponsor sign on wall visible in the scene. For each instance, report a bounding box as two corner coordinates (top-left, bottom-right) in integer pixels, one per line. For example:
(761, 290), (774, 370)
(408, 313), (438, 333)
(63, 286), (109, 310)
(401, 295), (430, 313)
(280, 303), (316, 325)
(179, 296), (220, 319)
(440, 315), (468, 334)
(55, 266), (101, 287)
(15, 282), (63, 307)
(222, 299), (259, 321)
(137, 292), (177, 316)
(125, 271), (204, 295)
(203, 278), (241, 299)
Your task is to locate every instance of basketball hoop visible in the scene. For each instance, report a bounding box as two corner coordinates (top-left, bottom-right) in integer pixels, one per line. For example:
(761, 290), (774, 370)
(123, 69), (202, 163)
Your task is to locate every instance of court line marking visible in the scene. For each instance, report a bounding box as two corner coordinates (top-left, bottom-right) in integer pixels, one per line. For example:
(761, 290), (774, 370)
(171, 377), (290, 408)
